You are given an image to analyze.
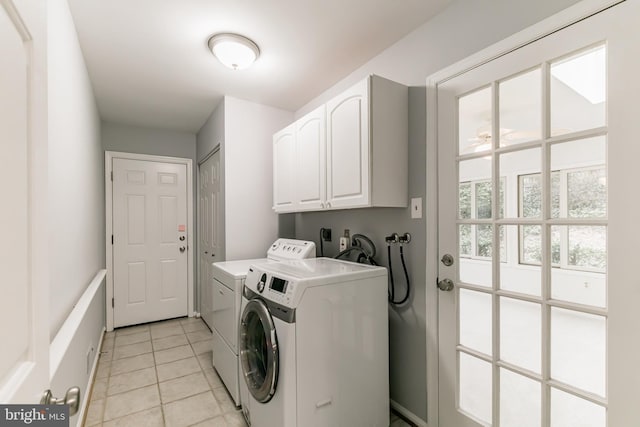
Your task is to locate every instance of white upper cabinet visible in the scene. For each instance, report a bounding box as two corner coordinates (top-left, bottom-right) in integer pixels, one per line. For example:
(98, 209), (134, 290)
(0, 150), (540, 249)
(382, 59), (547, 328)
(273, 75), (408, 213)
(273, 124), (296, 212)
(326, 78), (370, 209)
(296, 105), (326, 211)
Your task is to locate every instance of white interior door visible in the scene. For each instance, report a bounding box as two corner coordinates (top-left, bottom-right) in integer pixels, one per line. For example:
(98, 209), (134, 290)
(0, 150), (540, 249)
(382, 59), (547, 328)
(0, 0), (49, 403)
(199, 150), (222, 328)
(112, 158), (189, 327)
(437, 2), (640, 426)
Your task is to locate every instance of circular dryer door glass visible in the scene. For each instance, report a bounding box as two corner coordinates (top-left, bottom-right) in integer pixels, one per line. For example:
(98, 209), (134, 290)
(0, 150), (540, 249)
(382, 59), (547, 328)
(240, 299), (279, 403)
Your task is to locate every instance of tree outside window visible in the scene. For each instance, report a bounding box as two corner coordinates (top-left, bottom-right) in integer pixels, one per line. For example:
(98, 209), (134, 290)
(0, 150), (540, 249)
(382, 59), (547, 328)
(459, 179), (505, 261)
(519, 166), (606, 271)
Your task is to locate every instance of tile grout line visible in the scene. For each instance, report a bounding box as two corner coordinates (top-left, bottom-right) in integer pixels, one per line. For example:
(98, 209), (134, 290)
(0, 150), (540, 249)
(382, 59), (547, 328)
(96, 318), (231, 427)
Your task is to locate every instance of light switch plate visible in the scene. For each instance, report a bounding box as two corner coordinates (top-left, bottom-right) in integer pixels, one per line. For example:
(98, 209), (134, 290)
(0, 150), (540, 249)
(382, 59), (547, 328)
(411, 197), (422, 219)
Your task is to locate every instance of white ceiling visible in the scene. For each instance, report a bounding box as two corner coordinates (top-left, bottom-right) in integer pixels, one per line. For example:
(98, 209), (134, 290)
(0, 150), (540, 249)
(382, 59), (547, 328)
(67, 0), (453, 133)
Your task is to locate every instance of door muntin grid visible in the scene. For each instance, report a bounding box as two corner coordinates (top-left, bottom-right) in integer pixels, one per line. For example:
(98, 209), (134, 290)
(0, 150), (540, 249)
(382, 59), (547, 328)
(455, 43), (608, 427)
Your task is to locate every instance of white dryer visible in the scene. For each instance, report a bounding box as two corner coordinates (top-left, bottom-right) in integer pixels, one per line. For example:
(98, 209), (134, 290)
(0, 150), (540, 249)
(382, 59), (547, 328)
(209, 239), (315, 406)
(239, 258), (389, 427)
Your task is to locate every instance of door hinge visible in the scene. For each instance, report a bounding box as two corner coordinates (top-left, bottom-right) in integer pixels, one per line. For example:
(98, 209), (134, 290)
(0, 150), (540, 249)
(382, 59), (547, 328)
(111, 297), (114, 308)
(111, 235), (114, 245)
(110, 171), (113, 181)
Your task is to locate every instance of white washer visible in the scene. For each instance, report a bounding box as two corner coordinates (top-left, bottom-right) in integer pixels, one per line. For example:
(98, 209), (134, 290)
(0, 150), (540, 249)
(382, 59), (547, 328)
(209, 239), (315, 406)
(239, 258), (389, 427)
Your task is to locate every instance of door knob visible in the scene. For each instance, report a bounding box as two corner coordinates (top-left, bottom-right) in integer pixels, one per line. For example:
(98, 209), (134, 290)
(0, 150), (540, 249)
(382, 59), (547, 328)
(437, 278), (454, 292)
(179, 246), (186, 253)
(41, 386), (80, 416)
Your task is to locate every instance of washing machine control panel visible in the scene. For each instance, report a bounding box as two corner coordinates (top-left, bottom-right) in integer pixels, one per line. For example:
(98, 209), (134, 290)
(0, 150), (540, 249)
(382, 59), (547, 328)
(256, 273), (267, 293)
(246, 268), (299, 307)
(266, 276), (297, 306)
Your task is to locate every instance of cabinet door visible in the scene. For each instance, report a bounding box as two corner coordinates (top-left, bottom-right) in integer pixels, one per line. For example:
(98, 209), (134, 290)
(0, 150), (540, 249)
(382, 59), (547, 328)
(326, 78), (370, 209)
(296, 105), (326, 211)
(273, 124), (297, 212)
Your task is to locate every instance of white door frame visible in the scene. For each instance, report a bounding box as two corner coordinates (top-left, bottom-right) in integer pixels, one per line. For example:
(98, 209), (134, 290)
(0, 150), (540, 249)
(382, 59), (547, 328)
(424, 0), (623, 425)
(105, 151), (194, 332)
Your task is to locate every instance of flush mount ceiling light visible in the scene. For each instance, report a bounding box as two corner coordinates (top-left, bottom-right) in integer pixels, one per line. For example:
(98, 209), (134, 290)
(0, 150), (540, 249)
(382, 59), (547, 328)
(208, 33), (260, 70)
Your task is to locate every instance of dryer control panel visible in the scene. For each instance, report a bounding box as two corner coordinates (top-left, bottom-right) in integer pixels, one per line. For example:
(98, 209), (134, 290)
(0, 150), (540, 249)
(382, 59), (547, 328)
(267, 238), (316, 261)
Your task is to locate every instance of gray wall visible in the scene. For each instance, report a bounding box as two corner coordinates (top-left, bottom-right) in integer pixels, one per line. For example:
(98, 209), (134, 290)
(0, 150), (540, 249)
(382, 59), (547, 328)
(103, 121), (197, 161)
(48, 0), (104, 339)
(291, 0), (582, 421)
(196, 101), (224, 163)
(294, 87), (427, 417)
(102, 121), (198, 306)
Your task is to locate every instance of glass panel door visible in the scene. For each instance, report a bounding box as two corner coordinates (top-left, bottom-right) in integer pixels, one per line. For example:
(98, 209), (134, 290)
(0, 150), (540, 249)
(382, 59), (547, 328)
(436, 2), (640, 425)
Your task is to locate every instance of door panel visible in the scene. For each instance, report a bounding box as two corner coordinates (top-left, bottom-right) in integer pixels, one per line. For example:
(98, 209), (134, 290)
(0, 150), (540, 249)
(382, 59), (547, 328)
(326, 78), (370, 208)
(273, 125), (296, 211)
(296, 105), (326, 210)
(437, 2), (640, 425)
(199, 150), (221, 329)
(113, 158), (188, 327)
(0, 0), (49, 403)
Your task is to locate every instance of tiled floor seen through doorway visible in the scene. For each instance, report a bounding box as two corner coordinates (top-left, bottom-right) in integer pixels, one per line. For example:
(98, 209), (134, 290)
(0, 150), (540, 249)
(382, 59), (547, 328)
(85, 317), (413, 427)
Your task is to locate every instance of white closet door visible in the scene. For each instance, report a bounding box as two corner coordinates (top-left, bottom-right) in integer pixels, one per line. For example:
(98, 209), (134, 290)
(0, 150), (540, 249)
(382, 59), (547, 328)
(199, 150), (221, 329)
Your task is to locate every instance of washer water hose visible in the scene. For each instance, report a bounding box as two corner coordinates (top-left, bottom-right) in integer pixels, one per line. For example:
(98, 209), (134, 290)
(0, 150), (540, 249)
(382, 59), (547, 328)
(331, 232), (411, 304)
(386, 234), (411, 306)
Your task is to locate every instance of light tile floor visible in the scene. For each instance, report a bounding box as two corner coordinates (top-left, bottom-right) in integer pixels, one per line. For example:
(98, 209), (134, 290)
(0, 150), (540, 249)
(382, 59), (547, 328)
(85, 317), (413, 427)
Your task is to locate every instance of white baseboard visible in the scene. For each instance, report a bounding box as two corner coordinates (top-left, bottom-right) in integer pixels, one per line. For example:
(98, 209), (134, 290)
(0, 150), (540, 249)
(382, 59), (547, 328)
(390, 399), (428, 427)
(75, 327), (105, 427)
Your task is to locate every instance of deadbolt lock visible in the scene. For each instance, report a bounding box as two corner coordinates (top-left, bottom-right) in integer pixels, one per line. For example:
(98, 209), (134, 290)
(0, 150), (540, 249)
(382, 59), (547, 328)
(441, 254), (454, 266)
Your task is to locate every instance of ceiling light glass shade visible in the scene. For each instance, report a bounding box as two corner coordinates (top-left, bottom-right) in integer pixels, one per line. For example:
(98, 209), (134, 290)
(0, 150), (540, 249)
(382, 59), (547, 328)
(208, 33), (260, 70)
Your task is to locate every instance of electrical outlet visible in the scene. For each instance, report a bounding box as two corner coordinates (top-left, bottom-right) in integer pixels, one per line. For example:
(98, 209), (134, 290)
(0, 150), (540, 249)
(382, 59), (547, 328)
(339, 237), (349, 251)
(321, 228), (332, 241)
(86, 345), (95, 374)
(411, 197), (422, 219)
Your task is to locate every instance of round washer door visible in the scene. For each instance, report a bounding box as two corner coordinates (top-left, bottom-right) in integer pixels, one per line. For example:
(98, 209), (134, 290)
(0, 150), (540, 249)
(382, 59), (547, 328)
(240, 298), (279, 403)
